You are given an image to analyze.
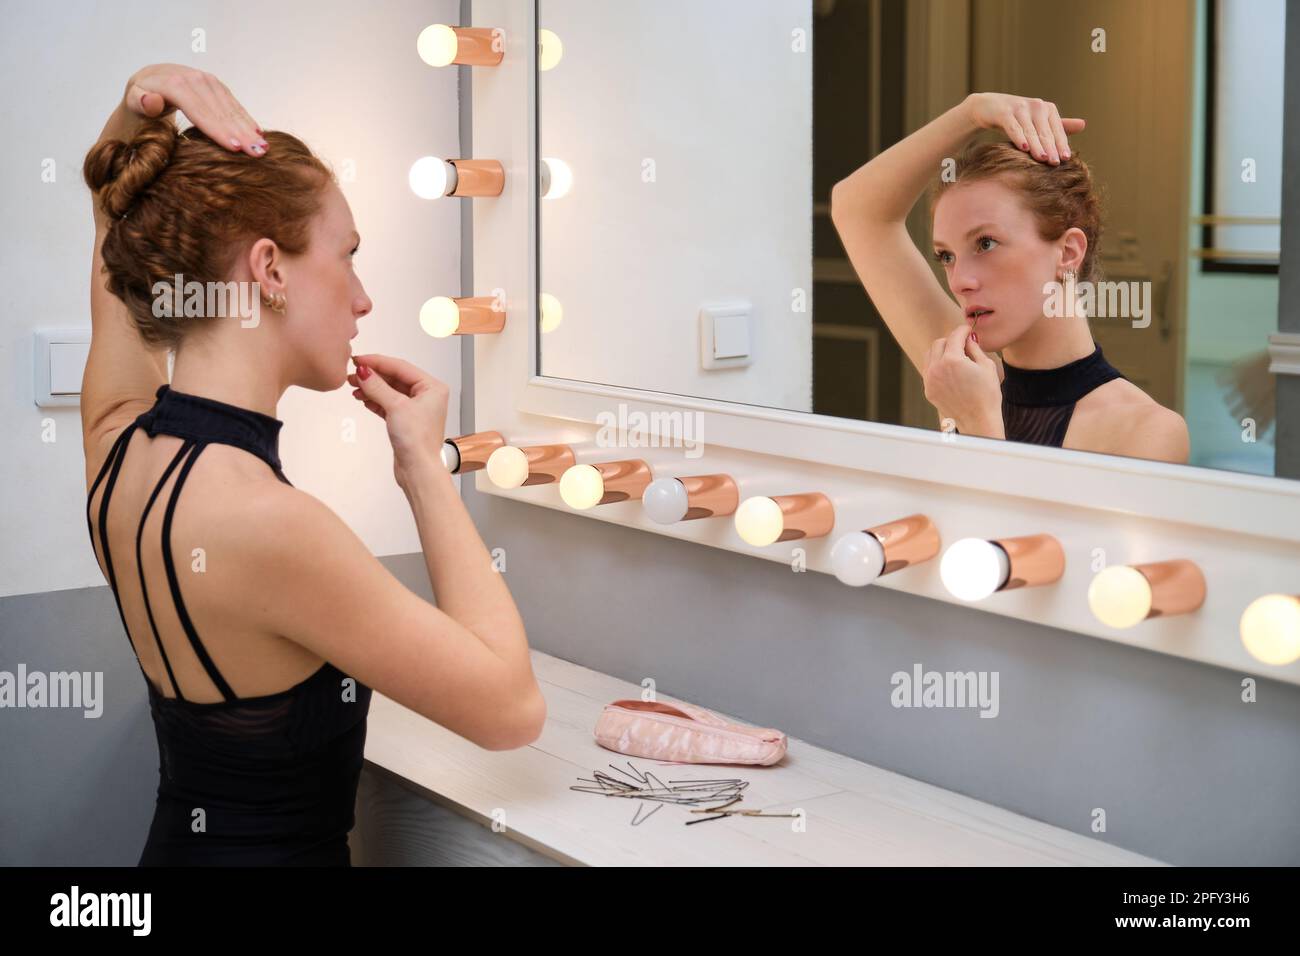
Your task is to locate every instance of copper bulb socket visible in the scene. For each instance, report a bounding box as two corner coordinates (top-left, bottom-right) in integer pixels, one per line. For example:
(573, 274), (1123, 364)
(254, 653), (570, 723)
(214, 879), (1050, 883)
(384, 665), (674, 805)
(864, 513), (940, 576)
(450, 295), (506, 334)
(445, 430), (505, 473)
(677, 474), (739, 520)
(517, 443), (576, 485)
(992, 533), (1065, 590)
(445, 27), (504, 66)
(589, 458), (653, 505)
(448, 159), (505, 197)
(772, 492), (835, 542)
(1133, 559), (1206, 618)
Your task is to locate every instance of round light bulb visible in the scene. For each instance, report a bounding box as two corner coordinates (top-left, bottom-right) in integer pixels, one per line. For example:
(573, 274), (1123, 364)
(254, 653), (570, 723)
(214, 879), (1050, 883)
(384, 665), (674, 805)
(642, 478), (689, 524)
(1240, 594), (1300, 666)
(409, 156), (454, 199)
(940, 538), (1010, 602)
(735, 496), (785, 547)
(416, 24), (459, 67)
(440, 441), (461, 473)
(830, 531), (886, 587)
(419, 296), (461, 338)
(539, 292), (563, 333)
(1087, 565), (1153, 628)
(559, 464), (604, 510)
(538, 29), (563, 71)
(541, 157), (573, 199)
(486, 446), (529, 489)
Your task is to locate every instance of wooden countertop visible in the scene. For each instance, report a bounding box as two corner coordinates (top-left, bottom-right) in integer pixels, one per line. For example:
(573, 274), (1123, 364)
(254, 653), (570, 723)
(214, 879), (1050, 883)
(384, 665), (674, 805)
(362, 650), (1163, 866)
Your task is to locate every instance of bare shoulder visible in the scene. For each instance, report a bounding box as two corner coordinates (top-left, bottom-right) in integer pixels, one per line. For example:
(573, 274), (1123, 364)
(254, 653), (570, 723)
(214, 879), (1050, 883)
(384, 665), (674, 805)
(219, 479), (365, 566)
(1067, 384), (1189, 464)
(210, 480), (401, 656)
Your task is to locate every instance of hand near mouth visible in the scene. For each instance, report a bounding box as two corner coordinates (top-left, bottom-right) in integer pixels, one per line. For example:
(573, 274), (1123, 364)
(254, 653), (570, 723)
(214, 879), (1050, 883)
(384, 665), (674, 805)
(922, 324), (1005, 439)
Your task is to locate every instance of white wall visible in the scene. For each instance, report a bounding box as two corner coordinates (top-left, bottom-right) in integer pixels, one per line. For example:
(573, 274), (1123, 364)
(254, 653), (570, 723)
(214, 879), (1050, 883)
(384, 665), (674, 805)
(0, 0), (463, 597)
(537, 0), (812, 409)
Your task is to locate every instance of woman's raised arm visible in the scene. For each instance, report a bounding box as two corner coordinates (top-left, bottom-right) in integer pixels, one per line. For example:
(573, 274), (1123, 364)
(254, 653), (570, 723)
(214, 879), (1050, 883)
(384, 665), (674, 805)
(80, 66), (268, 465)
(829, 92), (1083, 376)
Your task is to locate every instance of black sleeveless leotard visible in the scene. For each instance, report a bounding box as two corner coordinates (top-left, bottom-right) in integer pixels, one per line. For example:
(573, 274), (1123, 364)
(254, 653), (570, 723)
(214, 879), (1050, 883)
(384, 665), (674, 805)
(999, 344), (1128, 447)
(85, 383), (372, 866)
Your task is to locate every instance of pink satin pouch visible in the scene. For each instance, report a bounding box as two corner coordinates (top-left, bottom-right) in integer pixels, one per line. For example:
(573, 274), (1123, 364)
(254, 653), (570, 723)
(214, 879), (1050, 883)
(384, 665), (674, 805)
(594, 699), (787, 766)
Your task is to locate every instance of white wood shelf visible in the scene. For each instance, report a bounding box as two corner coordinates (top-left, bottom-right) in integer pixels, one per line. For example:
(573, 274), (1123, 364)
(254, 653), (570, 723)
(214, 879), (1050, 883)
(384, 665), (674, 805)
(362, 650), (1163, 866)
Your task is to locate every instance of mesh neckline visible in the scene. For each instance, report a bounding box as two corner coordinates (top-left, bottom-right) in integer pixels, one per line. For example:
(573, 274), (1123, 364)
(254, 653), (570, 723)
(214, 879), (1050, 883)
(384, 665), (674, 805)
(136, 384), (284, 471)
(1000, 344), (1127, 407)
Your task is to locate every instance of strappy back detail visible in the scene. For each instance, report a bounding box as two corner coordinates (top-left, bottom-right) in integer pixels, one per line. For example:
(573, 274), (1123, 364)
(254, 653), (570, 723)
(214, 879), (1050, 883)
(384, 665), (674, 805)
(85, 383), (372, 866)
(86, 384), (292, 704)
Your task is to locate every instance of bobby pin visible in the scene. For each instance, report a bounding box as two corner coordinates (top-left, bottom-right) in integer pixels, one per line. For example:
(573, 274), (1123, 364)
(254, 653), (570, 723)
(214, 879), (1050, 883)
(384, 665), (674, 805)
(572, 759), (762, 824)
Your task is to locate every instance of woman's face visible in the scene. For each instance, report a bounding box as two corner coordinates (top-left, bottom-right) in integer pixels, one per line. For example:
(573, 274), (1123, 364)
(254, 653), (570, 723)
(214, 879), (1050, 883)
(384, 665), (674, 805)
(931, 178), (1071, 352)
(278, 183), (372, 390)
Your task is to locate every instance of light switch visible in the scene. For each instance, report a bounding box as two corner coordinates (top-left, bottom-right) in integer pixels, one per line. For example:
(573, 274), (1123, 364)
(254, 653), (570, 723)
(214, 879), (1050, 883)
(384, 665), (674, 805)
(50, 342), (90, 394)
(713, 313), (749, 359)
(699, 302), (753, 370)
(34, 328), (93, 407)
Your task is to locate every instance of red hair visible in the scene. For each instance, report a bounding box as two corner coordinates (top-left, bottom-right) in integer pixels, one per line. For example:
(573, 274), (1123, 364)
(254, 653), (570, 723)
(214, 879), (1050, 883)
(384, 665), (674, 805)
(929, 140), (1105, 283)
(83, 118), (334, 349)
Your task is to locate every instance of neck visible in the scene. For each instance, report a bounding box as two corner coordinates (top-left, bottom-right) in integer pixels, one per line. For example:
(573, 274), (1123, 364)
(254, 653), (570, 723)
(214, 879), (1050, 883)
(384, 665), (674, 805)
(1000, 309), (1096, 370)
(170, 334), (285, 419)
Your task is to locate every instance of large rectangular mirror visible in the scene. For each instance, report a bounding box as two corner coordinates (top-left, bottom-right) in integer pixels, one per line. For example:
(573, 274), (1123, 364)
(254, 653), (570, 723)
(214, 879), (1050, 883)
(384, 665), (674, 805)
(537, 0), (1293, 481)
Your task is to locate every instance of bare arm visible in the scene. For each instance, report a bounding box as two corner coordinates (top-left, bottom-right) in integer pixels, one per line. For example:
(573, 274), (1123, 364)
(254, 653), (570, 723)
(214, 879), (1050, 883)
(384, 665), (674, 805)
(246, 481), (543, 751)
(829, 97), (980, 376)
(82, 99), (172, 456)
(254, 350), (546, 750)
(401, 454), (533, 680)
(82, 67), (267, 462)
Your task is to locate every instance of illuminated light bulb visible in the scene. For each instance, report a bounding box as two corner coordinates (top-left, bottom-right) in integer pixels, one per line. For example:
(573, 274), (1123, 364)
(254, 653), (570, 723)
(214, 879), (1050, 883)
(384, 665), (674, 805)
(417, 25), (503, 67)
(735, 496), (785, 547)
(538, 28), (563, 71)
(420, 296), (461, 337)
(1088, 565), (1153, 629)
(416, 24), (459, 67)
(440, 441), (461, 473)
(830, 532), (886, 587)
(1240, 594), (1300, 666)
(559, 464), (604, 510)
(735, 492), (833, 546)
(643, 478), (689, 524)
(540, 157), (573, 199)
(486, 446), (530, 489)
(540, 292), (563, 333)
(409, 156), (455, 199)
(940, 538), (1010, 602)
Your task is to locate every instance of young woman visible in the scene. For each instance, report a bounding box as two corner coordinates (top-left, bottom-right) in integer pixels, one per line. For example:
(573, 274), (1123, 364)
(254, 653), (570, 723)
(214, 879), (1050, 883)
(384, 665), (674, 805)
(81, 63), (545, 865)
(830, 91), (1188, 463)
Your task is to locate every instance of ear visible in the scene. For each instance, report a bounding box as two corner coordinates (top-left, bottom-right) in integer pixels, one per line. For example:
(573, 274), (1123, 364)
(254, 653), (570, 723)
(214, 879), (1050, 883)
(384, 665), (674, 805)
(1057, 226), (1088, 275)
(247, 237), (286, 295)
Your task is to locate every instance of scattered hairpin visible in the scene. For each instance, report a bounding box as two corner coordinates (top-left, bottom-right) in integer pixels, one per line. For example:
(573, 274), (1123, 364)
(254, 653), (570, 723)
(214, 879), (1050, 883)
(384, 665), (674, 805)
(572, 760), (789, 827)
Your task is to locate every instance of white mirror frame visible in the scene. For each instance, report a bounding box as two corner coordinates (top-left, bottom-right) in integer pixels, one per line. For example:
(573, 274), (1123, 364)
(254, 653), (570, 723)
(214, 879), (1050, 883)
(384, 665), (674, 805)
(468, 0), (1300, 686)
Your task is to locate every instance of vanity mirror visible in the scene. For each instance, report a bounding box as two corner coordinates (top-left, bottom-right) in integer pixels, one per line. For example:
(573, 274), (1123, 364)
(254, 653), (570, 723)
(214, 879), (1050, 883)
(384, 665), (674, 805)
(537, 0), (1295, 482)
(468, 0), (1300, 686)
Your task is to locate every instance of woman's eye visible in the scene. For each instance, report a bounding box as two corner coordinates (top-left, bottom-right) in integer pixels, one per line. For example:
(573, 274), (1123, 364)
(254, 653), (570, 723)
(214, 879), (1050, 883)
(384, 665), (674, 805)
(933, 250), (953, 265)
(976, 236), (998, 252)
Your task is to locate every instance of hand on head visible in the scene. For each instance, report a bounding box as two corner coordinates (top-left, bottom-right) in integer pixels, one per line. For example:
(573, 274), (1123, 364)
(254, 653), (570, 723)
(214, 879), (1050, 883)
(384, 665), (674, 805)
(966, 92), (1085, 165)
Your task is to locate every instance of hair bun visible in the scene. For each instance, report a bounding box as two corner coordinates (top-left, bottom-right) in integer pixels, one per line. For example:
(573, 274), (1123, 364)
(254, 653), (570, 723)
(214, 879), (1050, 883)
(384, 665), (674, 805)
(82, 117), (180, 220)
